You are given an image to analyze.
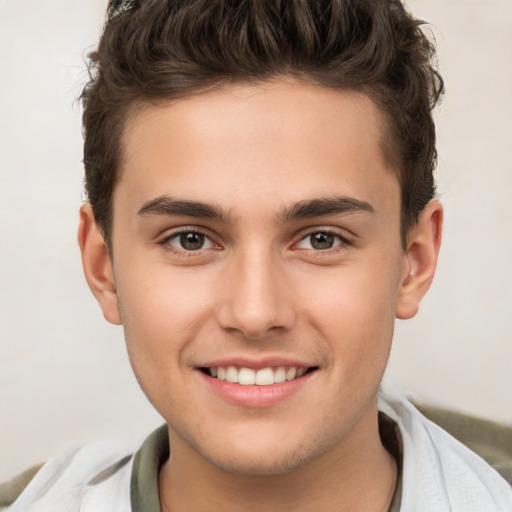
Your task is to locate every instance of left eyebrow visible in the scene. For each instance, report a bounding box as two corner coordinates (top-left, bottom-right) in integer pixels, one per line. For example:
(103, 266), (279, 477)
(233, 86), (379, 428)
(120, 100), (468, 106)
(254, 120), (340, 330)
(277, 196), (375, 223)
(137, 196), (233, 223)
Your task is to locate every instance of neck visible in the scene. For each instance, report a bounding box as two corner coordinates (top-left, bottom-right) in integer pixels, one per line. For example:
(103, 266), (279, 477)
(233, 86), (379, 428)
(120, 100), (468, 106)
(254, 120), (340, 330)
(159, 403), (397, 512)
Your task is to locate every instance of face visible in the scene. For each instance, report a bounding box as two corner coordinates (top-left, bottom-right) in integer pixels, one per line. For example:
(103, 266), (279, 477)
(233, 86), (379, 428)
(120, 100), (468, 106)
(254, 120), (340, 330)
(83, 80), (429, 475)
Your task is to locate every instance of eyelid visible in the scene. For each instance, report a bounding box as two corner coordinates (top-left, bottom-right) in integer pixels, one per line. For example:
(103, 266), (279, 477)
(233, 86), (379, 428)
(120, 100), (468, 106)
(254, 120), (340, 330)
(297, 226), (352, 241)
(157, 226), (221, 252)
(293, 228), (352, 251)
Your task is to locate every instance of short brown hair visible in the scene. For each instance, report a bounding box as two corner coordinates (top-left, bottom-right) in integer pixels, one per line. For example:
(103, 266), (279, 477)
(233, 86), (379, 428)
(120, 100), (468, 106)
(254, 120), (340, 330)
(81, 0), (444, 248)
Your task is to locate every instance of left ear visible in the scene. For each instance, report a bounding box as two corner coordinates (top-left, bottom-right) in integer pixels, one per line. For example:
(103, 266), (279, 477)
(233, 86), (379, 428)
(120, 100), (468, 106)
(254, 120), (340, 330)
(396, 200), (443, 319)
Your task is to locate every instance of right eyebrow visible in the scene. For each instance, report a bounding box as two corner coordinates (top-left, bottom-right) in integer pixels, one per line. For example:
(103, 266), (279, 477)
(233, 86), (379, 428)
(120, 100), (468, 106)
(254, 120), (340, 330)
(277, 196), (375, 223)
(137, 196), (233, 223)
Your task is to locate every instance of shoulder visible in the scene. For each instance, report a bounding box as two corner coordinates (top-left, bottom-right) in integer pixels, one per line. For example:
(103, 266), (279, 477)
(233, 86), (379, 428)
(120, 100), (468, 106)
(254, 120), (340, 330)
(414, 401), (512, 485)
(379, 391), (512, 510)
(0, 440), (137, 512)
(0, 464), (44, 510)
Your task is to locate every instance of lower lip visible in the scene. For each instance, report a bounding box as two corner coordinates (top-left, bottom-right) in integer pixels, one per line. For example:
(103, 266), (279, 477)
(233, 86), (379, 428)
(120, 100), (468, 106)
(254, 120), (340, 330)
(198, 370), (315, 408)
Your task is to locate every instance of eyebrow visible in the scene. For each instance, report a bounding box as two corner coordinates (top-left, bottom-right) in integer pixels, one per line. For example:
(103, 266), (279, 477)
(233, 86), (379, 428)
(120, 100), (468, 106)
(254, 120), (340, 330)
(137, 195), (374, 224)
(138, 196), (233, 223)
(277, 196), (374, 223)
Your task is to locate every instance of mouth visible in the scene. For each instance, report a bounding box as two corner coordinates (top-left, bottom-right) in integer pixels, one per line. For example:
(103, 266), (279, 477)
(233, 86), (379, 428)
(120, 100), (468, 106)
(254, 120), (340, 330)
(199, 365), (318, 386)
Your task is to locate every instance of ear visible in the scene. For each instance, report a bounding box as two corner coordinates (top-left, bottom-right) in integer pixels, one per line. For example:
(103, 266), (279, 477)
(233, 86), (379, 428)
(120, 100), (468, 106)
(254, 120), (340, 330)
(396, 200), (443, 320)
(77, 204), (122, 325)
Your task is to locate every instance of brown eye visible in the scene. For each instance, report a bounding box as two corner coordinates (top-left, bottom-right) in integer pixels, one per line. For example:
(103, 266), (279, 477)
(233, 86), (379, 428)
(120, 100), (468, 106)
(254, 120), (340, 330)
(296, 231), (345, 251)
(164, 231), (216, 252)
(180, 232), (205, 250)
(310, 232), (335, 250)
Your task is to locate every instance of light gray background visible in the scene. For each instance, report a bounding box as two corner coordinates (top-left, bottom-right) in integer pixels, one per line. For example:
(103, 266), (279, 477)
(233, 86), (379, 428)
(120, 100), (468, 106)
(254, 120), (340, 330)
(1, 0), (511, 480)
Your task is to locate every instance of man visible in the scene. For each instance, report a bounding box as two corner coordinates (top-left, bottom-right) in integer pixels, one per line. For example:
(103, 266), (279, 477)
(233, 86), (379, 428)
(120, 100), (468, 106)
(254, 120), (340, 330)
(2, 0), (511, 510)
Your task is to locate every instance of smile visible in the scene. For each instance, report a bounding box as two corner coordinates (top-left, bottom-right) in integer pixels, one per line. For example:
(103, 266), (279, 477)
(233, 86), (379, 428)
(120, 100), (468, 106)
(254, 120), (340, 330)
(201, 366), (316, 385)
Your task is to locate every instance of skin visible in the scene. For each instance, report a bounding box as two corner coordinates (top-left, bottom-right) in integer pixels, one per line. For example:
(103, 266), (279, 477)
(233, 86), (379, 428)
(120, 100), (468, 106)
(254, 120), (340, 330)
(78, 80), (442, 511)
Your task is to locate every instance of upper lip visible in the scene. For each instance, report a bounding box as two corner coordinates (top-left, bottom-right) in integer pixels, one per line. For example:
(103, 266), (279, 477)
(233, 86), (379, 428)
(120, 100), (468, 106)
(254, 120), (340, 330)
(196, 355), (317, 370)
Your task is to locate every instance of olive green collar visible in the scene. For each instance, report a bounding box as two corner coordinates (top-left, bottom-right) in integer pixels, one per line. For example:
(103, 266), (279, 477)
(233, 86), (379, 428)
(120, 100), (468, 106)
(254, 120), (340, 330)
(130, 424), (169, 512)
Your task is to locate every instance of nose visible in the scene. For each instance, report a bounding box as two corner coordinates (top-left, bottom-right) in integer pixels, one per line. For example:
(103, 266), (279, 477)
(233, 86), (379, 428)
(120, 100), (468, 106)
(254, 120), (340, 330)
(215, 249), (297, 339)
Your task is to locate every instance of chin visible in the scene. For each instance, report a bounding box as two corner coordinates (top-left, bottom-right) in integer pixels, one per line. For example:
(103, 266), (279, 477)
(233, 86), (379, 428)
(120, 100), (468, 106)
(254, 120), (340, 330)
(194, 433), (331, 476)
(205, 451), (310, 476)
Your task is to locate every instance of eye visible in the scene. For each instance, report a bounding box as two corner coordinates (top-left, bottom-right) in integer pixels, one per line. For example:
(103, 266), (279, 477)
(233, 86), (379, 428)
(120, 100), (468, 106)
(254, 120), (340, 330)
(296, 231), (345, 251)
(165, 231), (217, 251)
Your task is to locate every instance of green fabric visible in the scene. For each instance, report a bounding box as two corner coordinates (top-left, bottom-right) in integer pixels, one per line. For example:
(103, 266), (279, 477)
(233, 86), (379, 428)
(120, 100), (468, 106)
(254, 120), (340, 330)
(414, 401), (512, 485)
(131, 424), (169, 512)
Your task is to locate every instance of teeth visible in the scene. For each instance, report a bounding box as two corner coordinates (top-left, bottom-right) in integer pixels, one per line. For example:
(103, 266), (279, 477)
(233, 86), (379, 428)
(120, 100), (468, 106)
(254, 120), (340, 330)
(274, 367), (286, 383)
(286, 367), (297, 381)
(255, 368), (274, 385)
(226, 366), (238, 383)
(208, 365), (310, 385)
(238, 367), (256, 385)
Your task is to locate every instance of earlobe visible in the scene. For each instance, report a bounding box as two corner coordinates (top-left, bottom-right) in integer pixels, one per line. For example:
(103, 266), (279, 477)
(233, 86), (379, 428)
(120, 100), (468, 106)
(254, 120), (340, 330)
(396, 200), (443, 320)
(77, 204), (122, 325)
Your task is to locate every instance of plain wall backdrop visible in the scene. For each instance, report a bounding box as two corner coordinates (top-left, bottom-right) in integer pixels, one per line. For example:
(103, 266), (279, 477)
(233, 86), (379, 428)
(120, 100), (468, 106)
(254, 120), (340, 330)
(1, 0), (511, 480)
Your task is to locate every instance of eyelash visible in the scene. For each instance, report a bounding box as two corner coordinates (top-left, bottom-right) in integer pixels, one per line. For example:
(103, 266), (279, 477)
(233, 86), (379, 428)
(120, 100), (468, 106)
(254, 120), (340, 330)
(157, 228), (219, 255)
(156, 227), (352, 256)
(295, 229), (352, 253)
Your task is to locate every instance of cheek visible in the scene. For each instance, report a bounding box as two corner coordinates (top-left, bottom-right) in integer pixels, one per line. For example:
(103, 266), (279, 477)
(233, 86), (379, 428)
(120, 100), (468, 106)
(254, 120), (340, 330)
(114, 271), (207, 415)
(114, 263), (213, 385)
(117, 259), (212, 331)
(295, 255), (402, 356)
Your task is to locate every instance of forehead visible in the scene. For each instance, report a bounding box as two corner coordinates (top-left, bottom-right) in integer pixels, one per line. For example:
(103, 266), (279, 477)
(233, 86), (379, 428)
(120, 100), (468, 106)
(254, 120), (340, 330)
(116, 80), (400, 220)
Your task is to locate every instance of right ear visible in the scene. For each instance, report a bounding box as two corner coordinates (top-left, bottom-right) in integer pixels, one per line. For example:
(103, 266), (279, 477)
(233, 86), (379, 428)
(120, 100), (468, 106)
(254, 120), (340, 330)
(77, 204), (122, 325)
